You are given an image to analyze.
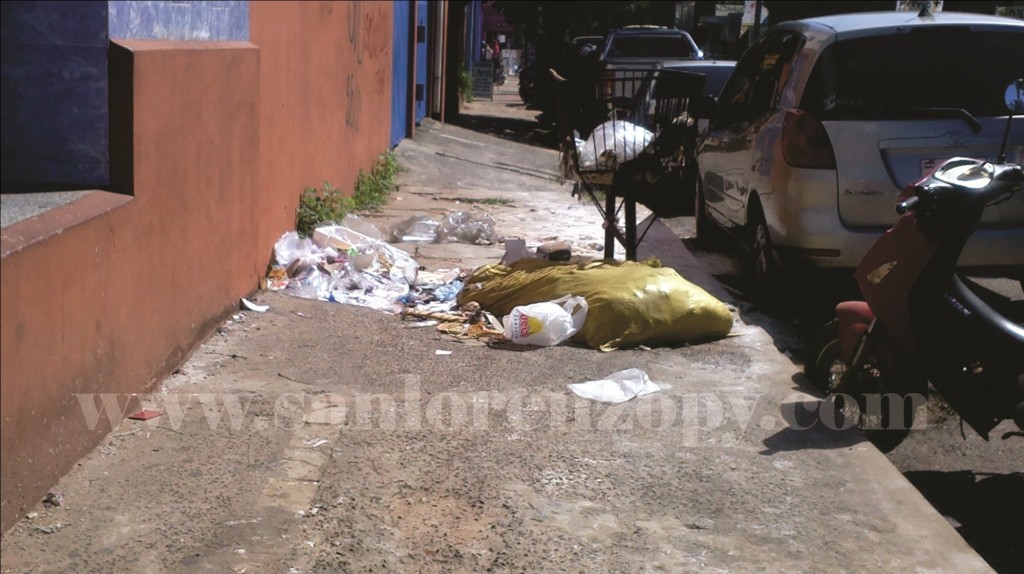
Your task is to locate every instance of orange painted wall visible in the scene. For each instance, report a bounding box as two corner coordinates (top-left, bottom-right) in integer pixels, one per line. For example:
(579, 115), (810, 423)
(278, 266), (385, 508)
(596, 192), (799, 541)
(0, 41), (262, 532)
(0, 3), (396, 533)
(250, 1), (394, 254)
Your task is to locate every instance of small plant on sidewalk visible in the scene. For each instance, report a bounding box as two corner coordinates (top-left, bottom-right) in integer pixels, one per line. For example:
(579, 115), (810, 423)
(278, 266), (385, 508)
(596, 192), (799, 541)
(297, 181), (351, 238)
(296, 151), (402, 237)
(459, 64), (473, 103)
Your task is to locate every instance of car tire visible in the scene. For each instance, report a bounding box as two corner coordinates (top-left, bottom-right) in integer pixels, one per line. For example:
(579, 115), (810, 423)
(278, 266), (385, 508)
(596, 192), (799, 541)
(750, 202), (783, 305)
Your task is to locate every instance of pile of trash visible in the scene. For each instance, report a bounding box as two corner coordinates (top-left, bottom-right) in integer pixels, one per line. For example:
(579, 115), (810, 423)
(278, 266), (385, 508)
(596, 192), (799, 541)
(265, 213), (734, 351)
(266, 214), (505, 340)
(267, 222), (449, 314)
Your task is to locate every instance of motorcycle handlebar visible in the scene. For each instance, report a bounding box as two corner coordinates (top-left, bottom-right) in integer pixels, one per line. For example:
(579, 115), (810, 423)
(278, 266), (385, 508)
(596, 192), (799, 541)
(896, 195), (919, 215)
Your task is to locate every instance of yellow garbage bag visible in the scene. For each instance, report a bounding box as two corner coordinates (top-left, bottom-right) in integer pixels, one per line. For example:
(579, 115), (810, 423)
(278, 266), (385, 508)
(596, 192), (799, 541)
(458, 258), (733, 351)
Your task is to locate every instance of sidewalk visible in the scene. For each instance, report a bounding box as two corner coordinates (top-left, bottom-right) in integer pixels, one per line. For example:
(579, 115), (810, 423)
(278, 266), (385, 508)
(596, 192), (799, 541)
(0, 83), (993, 573)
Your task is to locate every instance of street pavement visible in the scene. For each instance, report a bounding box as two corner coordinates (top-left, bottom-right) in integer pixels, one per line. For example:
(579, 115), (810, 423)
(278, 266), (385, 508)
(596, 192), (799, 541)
(0, 82), (996, 573)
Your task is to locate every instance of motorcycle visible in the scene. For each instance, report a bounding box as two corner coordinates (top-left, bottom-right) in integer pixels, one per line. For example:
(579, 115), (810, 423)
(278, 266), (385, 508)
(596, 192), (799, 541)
(804, 79), (1024, 452)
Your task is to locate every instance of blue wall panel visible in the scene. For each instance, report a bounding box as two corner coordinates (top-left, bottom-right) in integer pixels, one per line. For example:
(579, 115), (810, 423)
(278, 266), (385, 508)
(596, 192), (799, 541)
(1, 1), (110, 189)
(108, 1), (249, 41)
(1, 1), (252, 191)
(391, 0), (411, 148)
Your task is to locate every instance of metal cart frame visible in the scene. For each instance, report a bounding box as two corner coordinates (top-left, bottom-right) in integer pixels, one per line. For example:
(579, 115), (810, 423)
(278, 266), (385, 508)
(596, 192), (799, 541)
(551, 67), (706, 260)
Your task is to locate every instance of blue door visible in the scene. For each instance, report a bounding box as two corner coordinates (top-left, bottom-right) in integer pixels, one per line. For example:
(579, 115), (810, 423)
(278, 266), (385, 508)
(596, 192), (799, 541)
(391, 0), (411, 147)
(415, 0), (428, 122)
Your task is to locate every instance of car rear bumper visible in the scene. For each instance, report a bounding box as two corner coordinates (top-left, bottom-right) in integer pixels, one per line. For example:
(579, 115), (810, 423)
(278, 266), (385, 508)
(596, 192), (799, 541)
(774, 225), (1024, 273)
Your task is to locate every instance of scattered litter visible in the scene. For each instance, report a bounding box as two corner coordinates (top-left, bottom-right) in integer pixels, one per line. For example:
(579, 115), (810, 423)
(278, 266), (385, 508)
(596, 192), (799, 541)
(127, 409), (163, 421)
(340, 213), (384, 241)
(267, 227), (419, 313)
(241, 298), (269, 313)
(435, 350), (453, 356)
(405, 320), (439, 328)
(33, 523), (68, 535)
(26, 511), (38, 519)
(42, 491), (64, 508)
(435, 211), (498, 245)
(235, 549), (247, 555)
(292, 311), (310, 318)
(536, 241), (572, 262)
(567, 368), (662, 403)
(303, 438), (330, 448)
(500, 238), (535, 265)
(389, 215), (440, 243)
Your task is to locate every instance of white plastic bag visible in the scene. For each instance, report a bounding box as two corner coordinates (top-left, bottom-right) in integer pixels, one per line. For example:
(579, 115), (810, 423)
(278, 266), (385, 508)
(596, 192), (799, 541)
(576, 120), (654, 170)
(502, 295), (588, 346)
(567, 368), (662, 403)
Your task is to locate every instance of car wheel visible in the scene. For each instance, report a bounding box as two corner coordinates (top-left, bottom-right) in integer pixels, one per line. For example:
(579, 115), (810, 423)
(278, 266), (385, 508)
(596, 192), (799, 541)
(750, 203), (783, 304)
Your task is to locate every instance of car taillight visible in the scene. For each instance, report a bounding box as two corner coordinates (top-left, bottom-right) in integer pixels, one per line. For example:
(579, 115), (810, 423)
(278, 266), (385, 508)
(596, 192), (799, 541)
(782, 108), (836, 170)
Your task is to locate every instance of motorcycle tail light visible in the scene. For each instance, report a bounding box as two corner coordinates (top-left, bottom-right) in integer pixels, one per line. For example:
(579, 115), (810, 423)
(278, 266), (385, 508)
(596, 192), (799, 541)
(782, 108), (836, 169)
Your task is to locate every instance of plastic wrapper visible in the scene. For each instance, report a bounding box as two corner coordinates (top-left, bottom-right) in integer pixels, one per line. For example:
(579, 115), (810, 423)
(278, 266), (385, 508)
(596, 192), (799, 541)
(340, 214), (384, 241)
(567, 368), (662, 403)
(274, 232), (315, 267)
(436, 211), (498, 245)
(460, 258), (733, 351)
(389, 215), (440, 243)
(576, 120), (654, 170)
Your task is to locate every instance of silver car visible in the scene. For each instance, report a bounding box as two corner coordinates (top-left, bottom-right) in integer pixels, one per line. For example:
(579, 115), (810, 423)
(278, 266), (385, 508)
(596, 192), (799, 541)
(695, 11), (1024, 298)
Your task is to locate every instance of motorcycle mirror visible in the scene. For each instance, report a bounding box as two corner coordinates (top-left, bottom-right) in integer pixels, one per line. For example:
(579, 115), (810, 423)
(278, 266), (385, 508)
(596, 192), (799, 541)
(998, 79), (1022, 163)
(1005, 79), (1024, 115)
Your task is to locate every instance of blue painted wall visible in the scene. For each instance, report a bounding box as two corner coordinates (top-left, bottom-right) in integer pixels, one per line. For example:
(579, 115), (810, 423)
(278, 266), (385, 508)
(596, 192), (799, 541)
(391, 0), (410, 148)
(1, 1), (250, 192)
(1, 1), (110, 189)
(108, 1), (249, 41)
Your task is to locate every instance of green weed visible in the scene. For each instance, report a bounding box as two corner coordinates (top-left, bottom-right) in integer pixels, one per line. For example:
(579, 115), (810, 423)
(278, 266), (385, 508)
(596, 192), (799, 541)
(296, 151), (402, 237)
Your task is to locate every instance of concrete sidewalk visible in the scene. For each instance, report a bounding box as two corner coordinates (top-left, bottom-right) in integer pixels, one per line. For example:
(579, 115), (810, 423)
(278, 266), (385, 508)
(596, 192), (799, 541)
(0, 85), (993, 572)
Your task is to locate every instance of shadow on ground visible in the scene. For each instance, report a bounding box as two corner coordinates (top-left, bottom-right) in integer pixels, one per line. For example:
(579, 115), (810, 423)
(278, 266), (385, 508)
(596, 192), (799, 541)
(448, 108), (557, 150)
(904, 470), (1024, 573)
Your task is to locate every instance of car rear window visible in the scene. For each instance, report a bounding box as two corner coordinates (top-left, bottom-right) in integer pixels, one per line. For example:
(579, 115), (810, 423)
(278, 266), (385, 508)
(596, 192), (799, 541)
(800, 27), (1024, 120)
(606, 35), (697, 59)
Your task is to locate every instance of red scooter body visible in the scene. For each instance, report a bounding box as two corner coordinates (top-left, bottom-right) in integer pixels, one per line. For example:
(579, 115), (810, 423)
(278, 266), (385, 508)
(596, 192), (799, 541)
(824, 158), (1024, 441)
(838, 212), (939, 367)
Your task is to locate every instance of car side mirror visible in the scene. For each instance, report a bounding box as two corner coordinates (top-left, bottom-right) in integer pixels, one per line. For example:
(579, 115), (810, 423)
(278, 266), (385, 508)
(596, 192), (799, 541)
(689, 94), (718, 119)
(1005, 79), (1024, 115)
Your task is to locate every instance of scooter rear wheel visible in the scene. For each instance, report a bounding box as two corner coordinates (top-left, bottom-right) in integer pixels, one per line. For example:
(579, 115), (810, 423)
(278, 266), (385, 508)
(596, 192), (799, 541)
(805, 320), (916, 452)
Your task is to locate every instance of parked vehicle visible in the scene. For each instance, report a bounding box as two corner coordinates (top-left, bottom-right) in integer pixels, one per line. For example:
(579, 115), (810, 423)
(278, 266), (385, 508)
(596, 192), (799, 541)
(600, 26), (704, 99)
(804, 79), (1024, 452)
(693, 11), (1024, 301)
